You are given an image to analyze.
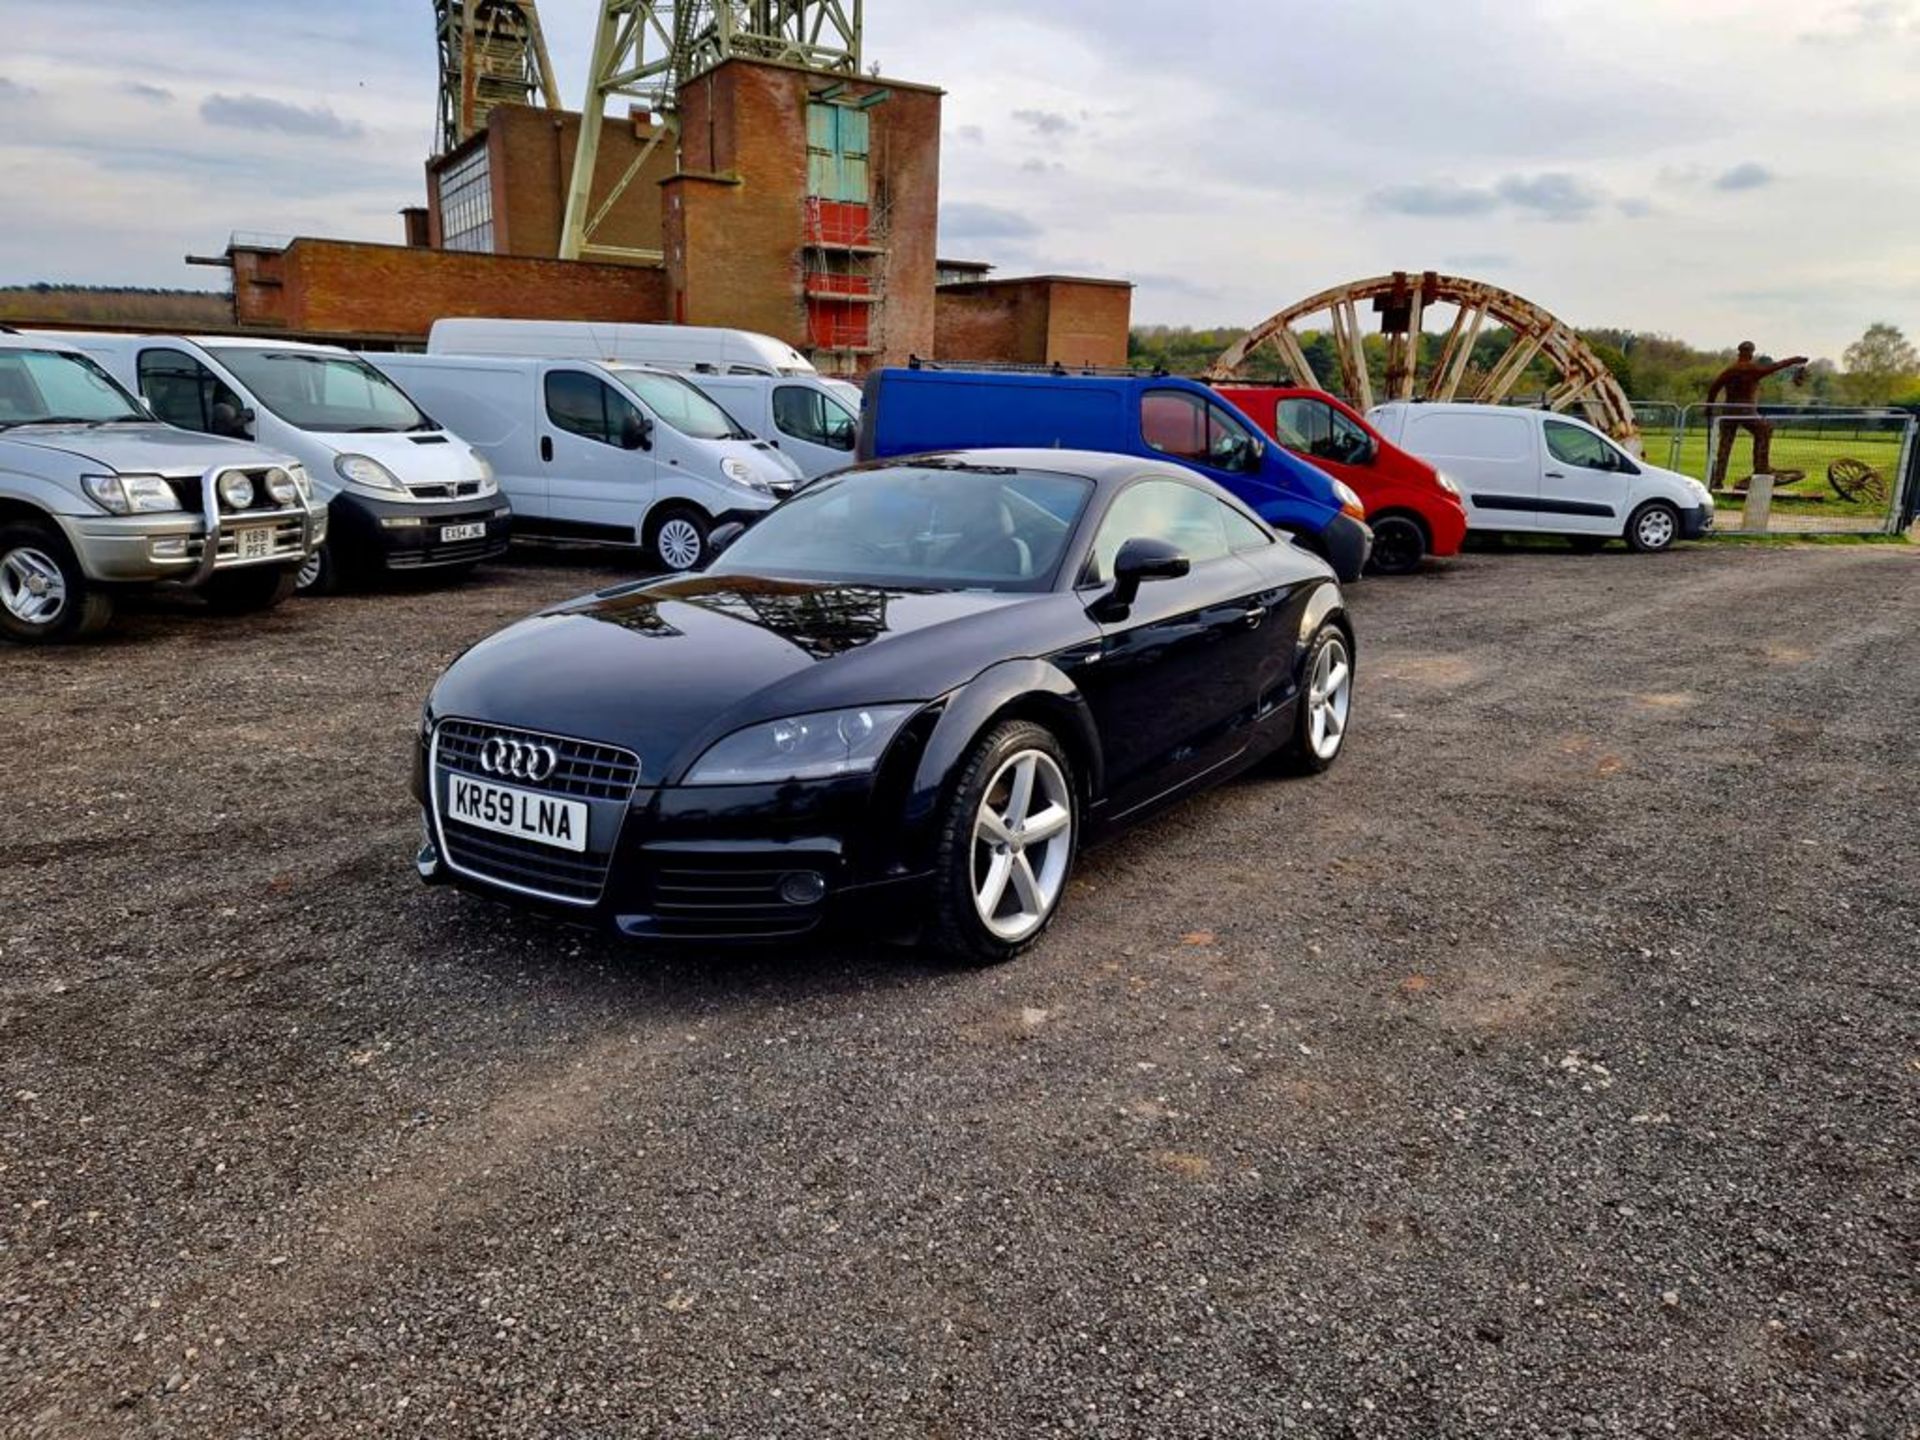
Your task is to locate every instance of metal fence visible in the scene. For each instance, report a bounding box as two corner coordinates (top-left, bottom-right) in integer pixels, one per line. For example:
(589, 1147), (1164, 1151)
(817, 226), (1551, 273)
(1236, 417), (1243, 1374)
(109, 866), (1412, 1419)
(1666, 405), (1917, 535)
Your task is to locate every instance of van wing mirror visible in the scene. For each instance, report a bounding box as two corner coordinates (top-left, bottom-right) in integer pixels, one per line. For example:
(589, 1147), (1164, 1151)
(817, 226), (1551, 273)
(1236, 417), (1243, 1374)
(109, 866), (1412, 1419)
(620, 412), (653, 451)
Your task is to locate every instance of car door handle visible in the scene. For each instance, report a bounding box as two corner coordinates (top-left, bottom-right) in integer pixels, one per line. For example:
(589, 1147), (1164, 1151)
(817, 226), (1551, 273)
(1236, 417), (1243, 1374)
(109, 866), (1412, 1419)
(1544, 470), (1564, 479)
(540, 436), (553, 463)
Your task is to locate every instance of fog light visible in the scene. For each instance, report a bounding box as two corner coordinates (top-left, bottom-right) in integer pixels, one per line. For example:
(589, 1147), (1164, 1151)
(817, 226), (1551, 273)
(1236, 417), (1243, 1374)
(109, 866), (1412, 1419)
(149, 536), (189, 560)
(217, 471), (256, 510)
(777, 871), (828, 907)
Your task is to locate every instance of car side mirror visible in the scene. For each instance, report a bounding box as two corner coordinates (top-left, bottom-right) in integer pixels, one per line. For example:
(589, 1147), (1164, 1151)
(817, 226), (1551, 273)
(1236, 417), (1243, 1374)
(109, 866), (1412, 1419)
(1094, 536), (1190, 619)
(620, 412), (653, 451)
(705, 520), (748, 563)
(210, 401), (253, 439)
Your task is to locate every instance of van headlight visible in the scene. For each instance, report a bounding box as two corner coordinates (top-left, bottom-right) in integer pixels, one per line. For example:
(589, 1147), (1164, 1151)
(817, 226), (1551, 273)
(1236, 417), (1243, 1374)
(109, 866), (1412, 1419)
(336, 454), (403, 491)
(684, 705), (918, 785)
(82, 473), (181, 515)
(1434, 470), (1462, 498)
(1332, 479), (1367, 520)
(472, 454), (497, 497)
(721, 457), (771, 493)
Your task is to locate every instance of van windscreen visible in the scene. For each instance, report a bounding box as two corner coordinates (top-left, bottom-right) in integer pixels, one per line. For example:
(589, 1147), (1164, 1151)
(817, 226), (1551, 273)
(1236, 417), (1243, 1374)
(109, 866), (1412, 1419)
(209, 349), (431, 434)
(614, 370), (753, 440)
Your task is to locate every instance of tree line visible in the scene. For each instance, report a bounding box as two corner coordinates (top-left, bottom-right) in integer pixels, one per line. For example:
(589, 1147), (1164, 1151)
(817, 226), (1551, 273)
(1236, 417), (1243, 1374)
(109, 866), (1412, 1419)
(1130, 321), (1920, 410)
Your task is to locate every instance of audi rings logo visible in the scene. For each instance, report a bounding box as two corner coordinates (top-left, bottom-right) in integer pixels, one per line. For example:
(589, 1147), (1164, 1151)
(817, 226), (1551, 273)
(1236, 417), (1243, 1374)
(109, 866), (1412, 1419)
(481, 737), (560, 784)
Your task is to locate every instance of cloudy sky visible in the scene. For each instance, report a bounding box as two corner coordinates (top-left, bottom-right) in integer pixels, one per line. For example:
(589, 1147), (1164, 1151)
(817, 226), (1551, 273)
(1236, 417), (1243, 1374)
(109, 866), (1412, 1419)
(4, 0), (1917, 359)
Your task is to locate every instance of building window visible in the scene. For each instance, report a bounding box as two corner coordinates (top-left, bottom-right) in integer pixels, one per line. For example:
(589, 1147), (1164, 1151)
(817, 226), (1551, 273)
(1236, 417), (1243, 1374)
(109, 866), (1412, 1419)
(806, 102), (869, 203)
(437, 146), (494, 253)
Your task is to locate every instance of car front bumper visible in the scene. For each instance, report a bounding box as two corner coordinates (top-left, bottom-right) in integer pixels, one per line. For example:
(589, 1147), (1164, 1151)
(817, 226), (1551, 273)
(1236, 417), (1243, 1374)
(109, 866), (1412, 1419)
(61, 499), (326, 586)
(330, 492), (513, 574)
(1681, 502), (1714, 539)
(1316, 512), (1373, 582)
(413, 724), (930, 942)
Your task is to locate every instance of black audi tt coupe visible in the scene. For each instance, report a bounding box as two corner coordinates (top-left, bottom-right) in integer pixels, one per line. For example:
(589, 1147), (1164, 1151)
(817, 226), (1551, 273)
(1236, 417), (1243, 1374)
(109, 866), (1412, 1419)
(413, 448), (1355, 962)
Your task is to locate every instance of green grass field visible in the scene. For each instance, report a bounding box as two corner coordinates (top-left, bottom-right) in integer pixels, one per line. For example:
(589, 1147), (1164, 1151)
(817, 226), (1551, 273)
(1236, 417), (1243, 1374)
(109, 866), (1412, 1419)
(1636, 425), (1909, 520)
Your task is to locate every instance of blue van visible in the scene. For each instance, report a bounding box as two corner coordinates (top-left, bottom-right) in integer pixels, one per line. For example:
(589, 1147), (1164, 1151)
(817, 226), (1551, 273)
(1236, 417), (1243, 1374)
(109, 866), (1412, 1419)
(857, 368), (1372, 580)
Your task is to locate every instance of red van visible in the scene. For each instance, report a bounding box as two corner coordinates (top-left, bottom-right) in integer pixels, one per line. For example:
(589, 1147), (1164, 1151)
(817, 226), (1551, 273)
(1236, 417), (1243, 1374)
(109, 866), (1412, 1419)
(1215, 386), (1468, 575)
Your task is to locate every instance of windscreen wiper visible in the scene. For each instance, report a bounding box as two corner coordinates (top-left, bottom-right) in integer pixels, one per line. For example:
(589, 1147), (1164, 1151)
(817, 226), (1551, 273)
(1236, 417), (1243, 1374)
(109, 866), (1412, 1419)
(0, 416), (107, 429)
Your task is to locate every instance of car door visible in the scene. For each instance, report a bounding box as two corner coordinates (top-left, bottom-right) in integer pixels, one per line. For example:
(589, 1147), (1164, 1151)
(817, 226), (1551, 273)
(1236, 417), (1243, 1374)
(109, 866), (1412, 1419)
(1539, 417), (1636, 533)
(770, 382), (860, 478)
(1074, 476), (1275, 818)
(540, 365), (658, 545)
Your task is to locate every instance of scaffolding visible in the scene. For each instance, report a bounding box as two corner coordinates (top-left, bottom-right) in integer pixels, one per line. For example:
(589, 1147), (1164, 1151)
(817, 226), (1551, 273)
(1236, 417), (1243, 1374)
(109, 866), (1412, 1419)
(560, 1), (863, 261)
(801, 188), (889, 367)
(432, 0), (562, 159)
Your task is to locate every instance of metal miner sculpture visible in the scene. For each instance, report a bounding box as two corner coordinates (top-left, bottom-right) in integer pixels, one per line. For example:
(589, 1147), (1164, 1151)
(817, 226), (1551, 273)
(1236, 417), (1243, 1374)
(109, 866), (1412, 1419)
(1706, 341), (1809, 489)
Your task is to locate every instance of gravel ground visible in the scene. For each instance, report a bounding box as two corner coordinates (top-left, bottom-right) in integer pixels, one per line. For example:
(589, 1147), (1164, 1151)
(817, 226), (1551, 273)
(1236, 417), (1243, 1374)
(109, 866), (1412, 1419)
(2, 542), (1916, 1439)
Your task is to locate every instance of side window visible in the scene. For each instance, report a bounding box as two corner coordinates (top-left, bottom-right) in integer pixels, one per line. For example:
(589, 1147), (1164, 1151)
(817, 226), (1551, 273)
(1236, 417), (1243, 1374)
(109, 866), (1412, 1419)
(1276, 397), (1371, 465)
(1544, 419), (1616, 470)
(1221, 503), (1273, 552)
(773, 385), (857, 450)
(1084, 479), (1232, 584)
(544, 370), (638, 447)
(1141, 390), (1259, 471)
(137, 349), (238, 433)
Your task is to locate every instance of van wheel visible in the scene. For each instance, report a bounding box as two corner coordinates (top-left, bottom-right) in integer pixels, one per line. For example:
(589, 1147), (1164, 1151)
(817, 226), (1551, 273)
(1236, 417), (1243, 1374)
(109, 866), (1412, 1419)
(928, 720), (1078, 966)
(647, 505), (710, 572)
(1626, 502), (1680, 554)
(202, 566), (298, 614)
(295, 543), (336, 596)
(0, 521), (114, 643)
(1366, 515), (1428, 576)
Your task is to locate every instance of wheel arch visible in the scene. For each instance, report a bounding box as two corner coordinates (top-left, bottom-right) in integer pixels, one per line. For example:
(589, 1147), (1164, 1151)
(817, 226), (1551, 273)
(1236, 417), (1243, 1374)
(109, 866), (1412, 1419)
(1368, 505), (1432, 545)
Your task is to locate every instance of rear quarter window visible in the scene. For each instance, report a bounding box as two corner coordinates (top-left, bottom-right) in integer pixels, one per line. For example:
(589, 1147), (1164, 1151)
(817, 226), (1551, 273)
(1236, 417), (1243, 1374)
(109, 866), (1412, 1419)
(1405, 411), (1534, 462)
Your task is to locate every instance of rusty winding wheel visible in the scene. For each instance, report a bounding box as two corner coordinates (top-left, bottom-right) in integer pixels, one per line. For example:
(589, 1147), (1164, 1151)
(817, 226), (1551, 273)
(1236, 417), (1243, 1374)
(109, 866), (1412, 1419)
(1203, 271), (1639, 444)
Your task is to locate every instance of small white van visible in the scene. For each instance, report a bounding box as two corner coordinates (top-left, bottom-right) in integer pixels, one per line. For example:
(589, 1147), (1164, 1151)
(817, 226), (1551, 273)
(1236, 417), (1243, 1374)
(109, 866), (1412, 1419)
(1368, 402), (1714, 552)
(366, 353), (804, 572)
(53, 333), (509, 592)
(681, 373), (859, 479)
(427, 319), (814, 378)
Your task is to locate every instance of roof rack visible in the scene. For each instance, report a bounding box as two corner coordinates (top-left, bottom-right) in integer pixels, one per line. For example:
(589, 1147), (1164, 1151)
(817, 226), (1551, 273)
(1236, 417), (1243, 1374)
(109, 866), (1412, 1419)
(905, 355), (1169, 379)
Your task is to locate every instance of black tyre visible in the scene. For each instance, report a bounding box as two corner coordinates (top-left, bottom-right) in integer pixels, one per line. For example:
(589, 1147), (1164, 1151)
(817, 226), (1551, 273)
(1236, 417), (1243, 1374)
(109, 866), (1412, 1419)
(1277, 623), (1354, 776)
(294, 542), (336, 596)
(646, 505), (710, 573)
(0, 520), (114, 644)
(928, 719), (1078, 965)
(202, 566), (298, 614)
(1365, 514), (1428, 576)
(1625, 501), (1680, 554)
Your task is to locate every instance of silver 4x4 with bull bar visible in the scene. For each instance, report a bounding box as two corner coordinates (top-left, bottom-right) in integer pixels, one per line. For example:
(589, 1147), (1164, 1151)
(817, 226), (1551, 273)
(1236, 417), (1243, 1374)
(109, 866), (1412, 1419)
(0, 334), (326, 643)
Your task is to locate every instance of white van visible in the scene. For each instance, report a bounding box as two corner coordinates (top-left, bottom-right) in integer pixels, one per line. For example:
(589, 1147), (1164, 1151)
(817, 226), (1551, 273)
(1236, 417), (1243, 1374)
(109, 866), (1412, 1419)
(427, 319), (814, 378)
(365, 353), (804, 572)
(1368, 402), (1714, 552)
(681, 373), (859, 479)
(52, 334), (509, 593)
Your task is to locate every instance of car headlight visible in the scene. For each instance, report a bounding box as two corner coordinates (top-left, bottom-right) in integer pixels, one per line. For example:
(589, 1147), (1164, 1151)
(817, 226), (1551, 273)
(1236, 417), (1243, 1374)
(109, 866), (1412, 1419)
(721, 457), (771, 492)
(263, 467), (299, 505)
(286, 463), (312, 502)
(1434, 470), (1462, 498)
(684, 704), (918, 785)
(1332, 479), (1367, 520)
(336, 453), (403, 491)
(82, 473), (182, 515)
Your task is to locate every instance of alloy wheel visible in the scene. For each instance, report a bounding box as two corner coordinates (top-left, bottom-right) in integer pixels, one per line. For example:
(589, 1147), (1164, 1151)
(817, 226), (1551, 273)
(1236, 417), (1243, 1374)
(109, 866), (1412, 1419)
(657, 518), (704, 570)
(971, 749), (1074, 943)
(0, 546), (68, 628)
(295, 548), (325, 592)
(1307, 637), (1352, 761)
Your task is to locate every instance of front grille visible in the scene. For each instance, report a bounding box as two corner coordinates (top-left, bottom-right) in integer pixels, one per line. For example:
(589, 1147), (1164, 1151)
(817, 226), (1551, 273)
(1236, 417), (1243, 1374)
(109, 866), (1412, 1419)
(440, 825), (609, 904)
(387, 536), (504, 569)
(646, 859), (826, 939)
(435, 720), (640, 802)
(407, 480), (485, 500)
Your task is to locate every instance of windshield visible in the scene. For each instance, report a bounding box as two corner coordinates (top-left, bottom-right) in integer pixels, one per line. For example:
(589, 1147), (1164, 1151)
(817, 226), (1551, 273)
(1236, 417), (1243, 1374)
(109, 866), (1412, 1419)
(208, 348), (430, 433)
(612, 369), (751, 440)
(0, 349), (147, 427)
(822, 379), (863, 410)
(712, 463), (1094, 593)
